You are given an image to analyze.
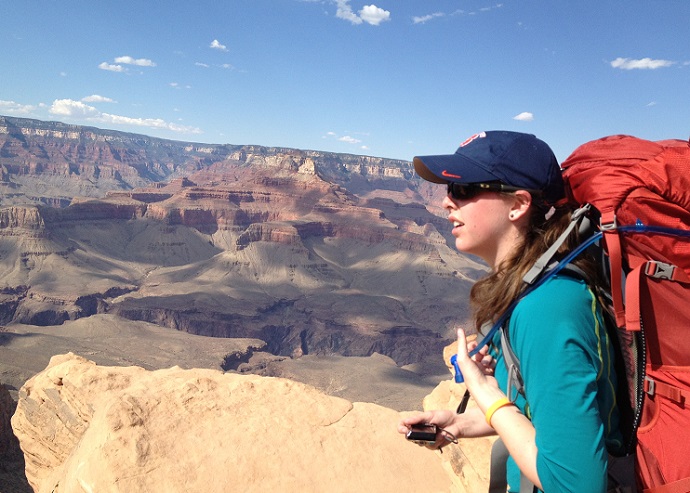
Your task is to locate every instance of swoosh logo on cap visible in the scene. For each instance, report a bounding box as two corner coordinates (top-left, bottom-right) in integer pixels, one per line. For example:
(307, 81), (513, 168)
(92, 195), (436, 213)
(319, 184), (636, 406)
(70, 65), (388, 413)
(441, 170), (462, 179)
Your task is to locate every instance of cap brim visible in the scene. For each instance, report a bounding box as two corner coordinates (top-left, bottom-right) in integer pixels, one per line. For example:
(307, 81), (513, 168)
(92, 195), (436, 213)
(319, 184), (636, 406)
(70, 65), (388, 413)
(413, 154), (500, 184)
(413, 157), (447, 184)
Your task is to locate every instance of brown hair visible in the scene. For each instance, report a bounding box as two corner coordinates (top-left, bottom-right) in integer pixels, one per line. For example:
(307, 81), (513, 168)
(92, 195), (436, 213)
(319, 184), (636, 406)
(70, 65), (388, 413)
(469, 201), (601, 332)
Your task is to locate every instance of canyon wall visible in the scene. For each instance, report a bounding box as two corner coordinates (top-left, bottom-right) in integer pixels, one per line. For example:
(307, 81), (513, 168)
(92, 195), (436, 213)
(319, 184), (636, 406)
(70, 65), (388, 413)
(0, 116), (486, 379)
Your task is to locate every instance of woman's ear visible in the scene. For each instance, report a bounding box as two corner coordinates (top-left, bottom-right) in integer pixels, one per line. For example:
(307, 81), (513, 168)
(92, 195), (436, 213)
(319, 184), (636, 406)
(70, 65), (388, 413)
(508, 190), (533, 221)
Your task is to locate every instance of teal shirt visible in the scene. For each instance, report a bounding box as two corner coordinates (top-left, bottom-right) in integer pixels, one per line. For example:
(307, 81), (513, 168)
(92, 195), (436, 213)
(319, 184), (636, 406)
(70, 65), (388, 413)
(491, 275), (623, 492)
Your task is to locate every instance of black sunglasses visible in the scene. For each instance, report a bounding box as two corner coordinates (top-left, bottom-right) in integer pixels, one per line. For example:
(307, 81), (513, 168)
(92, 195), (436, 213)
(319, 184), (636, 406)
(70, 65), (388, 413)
(446, 182), (543, 201)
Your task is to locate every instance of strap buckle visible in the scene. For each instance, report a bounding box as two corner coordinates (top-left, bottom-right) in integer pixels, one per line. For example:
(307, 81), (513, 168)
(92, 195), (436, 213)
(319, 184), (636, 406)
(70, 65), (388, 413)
(644, 376), (656, 396)
(600, 215), (618, 231)
(645, 261), (675, 280)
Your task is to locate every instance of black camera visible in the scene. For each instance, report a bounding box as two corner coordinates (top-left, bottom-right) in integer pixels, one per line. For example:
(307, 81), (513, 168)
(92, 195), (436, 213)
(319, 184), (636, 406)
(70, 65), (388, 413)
(405, 423), (437, 443)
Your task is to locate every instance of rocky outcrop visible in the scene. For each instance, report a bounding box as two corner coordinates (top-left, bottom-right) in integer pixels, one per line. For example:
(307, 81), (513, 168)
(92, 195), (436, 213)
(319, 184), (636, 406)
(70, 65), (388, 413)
(0, 207), (46, 231)
(10, 353), (493, 493)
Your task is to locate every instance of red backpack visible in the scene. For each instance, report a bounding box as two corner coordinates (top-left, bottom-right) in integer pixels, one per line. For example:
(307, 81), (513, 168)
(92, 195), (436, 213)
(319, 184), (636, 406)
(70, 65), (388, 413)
(561, 135), (690, 492)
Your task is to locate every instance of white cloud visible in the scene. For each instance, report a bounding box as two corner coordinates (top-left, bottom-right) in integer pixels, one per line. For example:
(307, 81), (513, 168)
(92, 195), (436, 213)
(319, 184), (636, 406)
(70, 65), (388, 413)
(100, 113), (200, 133)
(414, 4), (501, 24)
(50, 99), (100, 117)
(99, 56), (156, 73)
(0, 100), (36, 115)
(336, 0), (362, 24)
(195, 61), (234, 70)
(210, 39), (228, 51)
(114, 56), (156, 67)
(325, 131), (368, 147)
(359, 5), (391, 25)
(99, 62), (124, 72)
(412, 12), (444, 24)
(82, 94), (115, 103)
(336, 1), (390, 25)
(513, 112), (534, 122)
(610, 57), (675, 70)
(48, 98), (201, 135)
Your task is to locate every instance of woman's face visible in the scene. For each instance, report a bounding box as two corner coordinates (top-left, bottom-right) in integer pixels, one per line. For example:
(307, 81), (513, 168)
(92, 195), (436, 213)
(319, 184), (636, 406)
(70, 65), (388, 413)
(442, 190), (520, 268)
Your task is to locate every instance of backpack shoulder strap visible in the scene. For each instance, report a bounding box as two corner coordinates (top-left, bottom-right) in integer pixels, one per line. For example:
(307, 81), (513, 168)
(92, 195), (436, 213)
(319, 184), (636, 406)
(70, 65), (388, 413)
(523, 205), (594, 285)
(501, 325), (524, 402)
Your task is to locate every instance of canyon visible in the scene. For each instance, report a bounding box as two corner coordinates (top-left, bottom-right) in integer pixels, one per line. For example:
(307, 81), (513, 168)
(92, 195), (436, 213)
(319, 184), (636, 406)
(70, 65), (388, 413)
(0, 115), (486, 387)
(0, 115), (488, 491)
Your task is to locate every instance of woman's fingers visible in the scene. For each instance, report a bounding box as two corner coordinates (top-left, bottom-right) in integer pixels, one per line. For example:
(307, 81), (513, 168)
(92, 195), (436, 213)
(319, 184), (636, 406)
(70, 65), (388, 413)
(398, 411), (434, 433)
(457, 328), (469, 359)
(456, 328), (491, 387)
(462, 331), (496, 373)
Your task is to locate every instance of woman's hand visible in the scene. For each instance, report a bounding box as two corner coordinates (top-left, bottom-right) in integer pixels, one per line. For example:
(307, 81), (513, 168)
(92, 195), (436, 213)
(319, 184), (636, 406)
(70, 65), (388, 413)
(467, 338), (495, 376)
(397, 409), (459, 450)
(456, 329), (505, 413)
(396, 328), (510, 450)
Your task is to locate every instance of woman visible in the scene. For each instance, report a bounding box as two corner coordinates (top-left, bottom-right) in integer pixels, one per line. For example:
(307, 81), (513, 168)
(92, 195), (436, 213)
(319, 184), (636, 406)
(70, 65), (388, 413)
(398, 131), (623, 492)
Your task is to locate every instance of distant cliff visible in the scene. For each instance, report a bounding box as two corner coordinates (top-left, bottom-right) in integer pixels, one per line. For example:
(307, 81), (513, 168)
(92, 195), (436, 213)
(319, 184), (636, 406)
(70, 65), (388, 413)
(0, 115), (424, 208)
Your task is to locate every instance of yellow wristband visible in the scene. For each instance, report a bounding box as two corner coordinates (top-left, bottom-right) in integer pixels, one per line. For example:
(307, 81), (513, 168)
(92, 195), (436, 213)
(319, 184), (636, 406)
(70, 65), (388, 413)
(485, 397), (514, 426)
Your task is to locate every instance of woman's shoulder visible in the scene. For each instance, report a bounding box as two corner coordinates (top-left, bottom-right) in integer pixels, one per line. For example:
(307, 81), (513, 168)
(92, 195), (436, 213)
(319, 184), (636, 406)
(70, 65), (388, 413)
(510, 273), (600, 340)
(517, 273), (594, 310)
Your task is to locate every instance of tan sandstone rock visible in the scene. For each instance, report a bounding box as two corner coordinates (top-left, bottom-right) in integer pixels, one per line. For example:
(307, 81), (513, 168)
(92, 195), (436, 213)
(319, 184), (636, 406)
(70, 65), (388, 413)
(11, 353), (493, 493)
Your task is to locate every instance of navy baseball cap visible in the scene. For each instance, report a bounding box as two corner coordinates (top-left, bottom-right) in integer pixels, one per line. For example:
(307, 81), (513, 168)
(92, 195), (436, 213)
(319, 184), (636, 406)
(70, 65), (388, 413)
(413, 131), (564, 204)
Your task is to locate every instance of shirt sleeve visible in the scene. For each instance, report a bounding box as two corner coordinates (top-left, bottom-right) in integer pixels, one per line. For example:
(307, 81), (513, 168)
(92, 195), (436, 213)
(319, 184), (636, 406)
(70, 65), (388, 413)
(509, 276), (610, 493)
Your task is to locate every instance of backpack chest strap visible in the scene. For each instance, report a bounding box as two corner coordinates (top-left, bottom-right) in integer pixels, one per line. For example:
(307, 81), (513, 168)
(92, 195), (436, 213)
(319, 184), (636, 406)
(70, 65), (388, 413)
(644, 377), (689, 407)
(643, 261), (690, 283)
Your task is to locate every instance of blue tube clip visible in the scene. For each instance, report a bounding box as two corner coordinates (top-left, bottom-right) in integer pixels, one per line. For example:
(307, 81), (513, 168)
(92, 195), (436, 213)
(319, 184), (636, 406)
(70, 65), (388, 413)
(450, 354), (464, 383)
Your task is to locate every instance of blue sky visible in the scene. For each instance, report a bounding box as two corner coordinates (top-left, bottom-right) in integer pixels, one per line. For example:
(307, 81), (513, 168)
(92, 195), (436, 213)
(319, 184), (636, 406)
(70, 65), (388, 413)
(1, 1), (688, 162)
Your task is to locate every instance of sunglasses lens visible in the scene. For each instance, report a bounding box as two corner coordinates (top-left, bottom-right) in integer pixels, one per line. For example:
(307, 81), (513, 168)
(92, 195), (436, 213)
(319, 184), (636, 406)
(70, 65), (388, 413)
(447, 183), (476, 200)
